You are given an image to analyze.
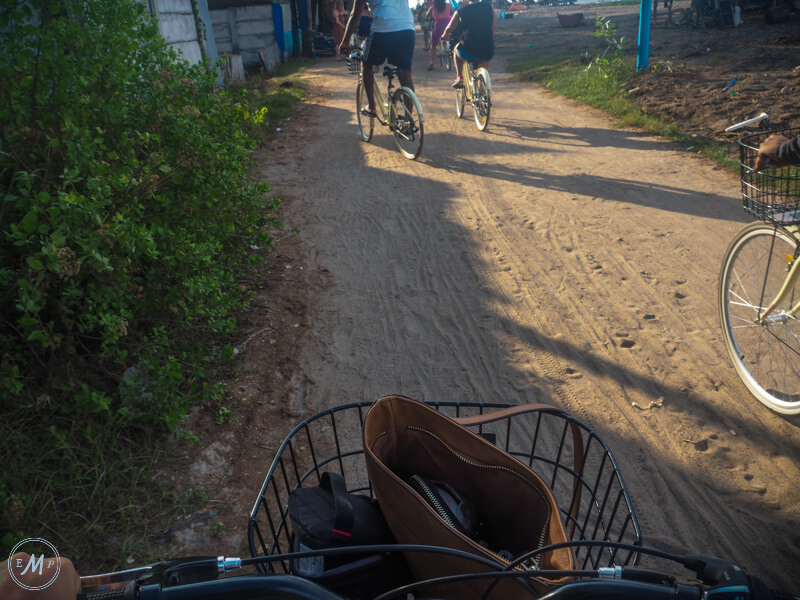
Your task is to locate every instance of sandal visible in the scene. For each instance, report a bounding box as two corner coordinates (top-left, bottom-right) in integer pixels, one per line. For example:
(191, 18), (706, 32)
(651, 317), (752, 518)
(427, 64), (434, 71)
(360, 107), (378, 118)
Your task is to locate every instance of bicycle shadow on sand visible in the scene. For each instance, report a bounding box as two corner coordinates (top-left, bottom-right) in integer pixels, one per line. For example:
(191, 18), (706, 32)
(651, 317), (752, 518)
(416, 129), (747, 224)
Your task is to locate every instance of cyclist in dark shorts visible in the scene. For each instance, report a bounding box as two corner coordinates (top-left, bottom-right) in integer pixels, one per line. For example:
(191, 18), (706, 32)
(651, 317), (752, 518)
(442, 0), (495, 88)
(338, 0), (416, 118)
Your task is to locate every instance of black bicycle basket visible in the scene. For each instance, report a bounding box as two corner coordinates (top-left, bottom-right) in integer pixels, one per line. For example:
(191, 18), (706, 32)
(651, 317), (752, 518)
(247, 402), (642, 594)
(739, 126), (800, 225)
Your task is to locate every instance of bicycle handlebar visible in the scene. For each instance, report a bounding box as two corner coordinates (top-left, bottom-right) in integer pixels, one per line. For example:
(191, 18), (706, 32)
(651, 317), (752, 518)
(76, 550), (798, 600)
(77, 575), (347, 600)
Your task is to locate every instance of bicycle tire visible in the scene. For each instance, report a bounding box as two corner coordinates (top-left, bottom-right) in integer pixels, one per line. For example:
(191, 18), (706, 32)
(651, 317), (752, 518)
(719, 222), (800, 415)
(472, 68), (491, 131)
(456, 62), (469, 118)
(389, 87), (424, 160)
(438, 41), (447, 68)
(456, 85), (466, 118)
(356, 79), (374, 142)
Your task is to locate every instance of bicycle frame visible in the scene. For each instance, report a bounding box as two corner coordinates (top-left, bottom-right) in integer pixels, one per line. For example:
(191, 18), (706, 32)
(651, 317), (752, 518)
(367, 72), (391, 126)
(759, 227), (800, 321)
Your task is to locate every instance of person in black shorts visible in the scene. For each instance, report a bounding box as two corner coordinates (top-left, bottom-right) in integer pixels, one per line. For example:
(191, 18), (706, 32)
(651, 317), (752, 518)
(338, 0), (416, 118)
(442, 0), (495, 88)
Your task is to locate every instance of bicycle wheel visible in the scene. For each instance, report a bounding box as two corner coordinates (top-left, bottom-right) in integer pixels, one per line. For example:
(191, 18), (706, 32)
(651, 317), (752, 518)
(456, 84), (466, 118)
(355, 79), (374, 142)
(456, 63), (468, 118)
(472, 68), (491, 131)
(719, 222), (800, 415)
(389, 87), (424, 160)
(438, 41), (447, 68)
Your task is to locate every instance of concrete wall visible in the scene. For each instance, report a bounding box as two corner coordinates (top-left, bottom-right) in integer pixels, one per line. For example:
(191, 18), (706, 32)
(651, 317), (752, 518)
(209, 2), (279, 70)
(147, 0), (206, 65)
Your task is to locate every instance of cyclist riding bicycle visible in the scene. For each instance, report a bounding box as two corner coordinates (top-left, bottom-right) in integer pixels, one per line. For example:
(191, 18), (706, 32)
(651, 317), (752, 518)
(755, 132), (800, 170)
(442, 0), (495, 89)
(338, 0), (416, 120)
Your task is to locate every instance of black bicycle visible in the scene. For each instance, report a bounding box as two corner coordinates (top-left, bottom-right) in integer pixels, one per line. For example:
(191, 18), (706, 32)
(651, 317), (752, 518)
(77, 401), (797, 600)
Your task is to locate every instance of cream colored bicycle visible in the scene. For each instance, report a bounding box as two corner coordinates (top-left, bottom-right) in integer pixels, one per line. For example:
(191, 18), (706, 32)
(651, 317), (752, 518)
(719, 126), (800, 415)
(455, 59), (491, 131)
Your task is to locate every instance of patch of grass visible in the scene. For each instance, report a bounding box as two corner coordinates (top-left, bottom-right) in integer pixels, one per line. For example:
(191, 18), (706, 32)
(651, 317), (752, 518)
(0, 415), (200, 572)
(232, 60), (314, 142)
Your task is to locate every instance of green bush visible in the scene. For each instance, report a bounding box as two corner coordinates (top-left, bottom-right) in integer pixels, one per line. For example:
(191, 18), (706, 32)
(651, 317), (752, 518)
(0, 0), (280, 422)
(1, 0), (283, 562)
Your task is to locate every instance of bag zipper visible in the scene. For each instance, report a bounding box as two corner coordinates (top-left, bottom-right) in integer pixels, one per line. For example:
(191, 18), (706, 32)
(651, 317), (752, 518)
(407, 475), (460, 531)
(406, 425), (552, 557)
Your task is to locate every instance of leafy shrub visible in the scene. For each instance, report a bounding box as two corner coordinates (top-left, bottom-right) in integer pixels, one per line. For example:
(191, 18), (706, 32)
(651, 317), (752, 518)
(0, 0), (281, 423)
(586, 16), (635, 83)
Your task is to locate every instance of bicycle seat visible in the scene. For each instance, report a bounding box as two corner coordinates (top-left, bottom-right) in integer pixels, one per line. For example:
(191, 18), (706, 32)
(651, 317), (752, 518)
(382, 65), (399, 78)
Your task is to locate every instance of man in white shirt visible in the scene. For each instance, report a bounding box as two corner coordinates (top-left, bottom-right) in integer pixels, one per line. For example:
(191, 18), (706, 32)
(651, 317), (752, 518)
(339, 0), (416, 118)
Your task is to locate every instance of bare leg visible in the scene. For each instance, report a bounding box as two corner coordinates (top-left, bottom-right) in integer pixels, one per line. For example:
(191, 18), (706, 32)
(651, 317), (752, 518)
(453, 43), (465, 80)
(362, 63), (377, 112)
(398, 69), (414, 92)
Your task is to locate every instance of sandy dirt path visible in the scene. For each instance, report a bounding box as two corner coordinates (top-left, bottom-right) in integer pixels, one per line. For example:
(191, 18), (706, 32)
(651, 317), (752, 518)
(249, 13), (800, 591)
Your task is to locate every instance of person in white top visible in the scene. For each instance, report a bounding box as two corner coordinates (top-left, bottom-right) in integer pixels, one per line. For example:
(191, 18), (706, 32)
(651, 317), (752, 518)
(339, 0), (416, 118)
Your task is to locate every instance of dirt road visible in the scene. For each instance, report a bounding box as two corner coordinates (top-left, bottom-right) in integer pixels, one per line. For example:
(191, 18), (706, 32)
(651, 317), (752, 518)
(165, 9), (800, 592)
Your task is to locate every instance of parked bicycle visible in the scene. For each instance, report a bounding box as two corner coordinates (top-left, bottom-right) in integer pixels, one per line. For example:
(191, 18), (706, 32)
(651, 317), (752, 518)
(718, 126), (800, 415)
(437, 39), (453, 70)
(455, 59), (492, 131)
(346, 48), (424, 160)
(75, 400), (797, 600)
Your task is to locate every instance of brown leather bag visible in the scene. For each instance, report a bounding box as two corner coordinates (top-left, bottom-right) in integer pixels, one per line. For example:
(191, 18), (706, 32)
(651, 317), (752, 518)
(363, 395), (577, 600)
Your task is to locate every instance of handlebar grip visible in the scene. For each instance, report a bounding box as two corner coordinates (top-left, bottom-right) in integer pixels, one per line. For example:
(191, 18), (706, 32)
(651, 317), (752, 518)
(158, 575), (347, 600)
(77, 588), (130, 600)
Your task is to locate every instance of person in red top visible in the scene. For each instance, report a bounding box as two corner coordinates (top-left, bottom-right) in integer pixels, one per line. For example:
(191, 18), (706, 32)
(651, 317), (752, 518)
(426, 0), (452, 70)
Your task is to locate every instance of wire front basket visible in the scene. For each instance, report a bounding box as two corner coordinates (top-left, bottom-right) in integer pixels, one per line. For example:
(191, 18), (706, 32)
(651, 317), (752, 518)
(346, 48), (362, 76)
(248, 402), (642, 585)
(739, 127), (800, 225)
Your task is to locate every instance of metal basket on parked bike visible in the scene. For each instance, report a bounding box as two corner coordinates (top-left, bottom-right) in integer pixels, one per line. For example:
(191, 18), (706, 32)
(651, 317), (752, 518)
(247, 401), (642, 597)
(739, 126), (800, 224)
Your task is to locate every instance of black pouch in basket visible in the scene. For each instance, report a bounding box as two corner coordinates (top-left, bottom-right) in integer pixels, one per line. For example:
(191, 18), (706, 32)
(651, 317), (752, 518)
(287, 471), (409, 599)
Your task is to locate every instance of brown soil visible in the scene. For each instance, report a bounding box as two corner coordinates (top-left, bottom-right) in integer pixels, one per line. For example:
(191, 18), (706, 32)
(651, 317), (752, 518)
(152, 2), (800, 594)
(521, 1), (800, 143)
